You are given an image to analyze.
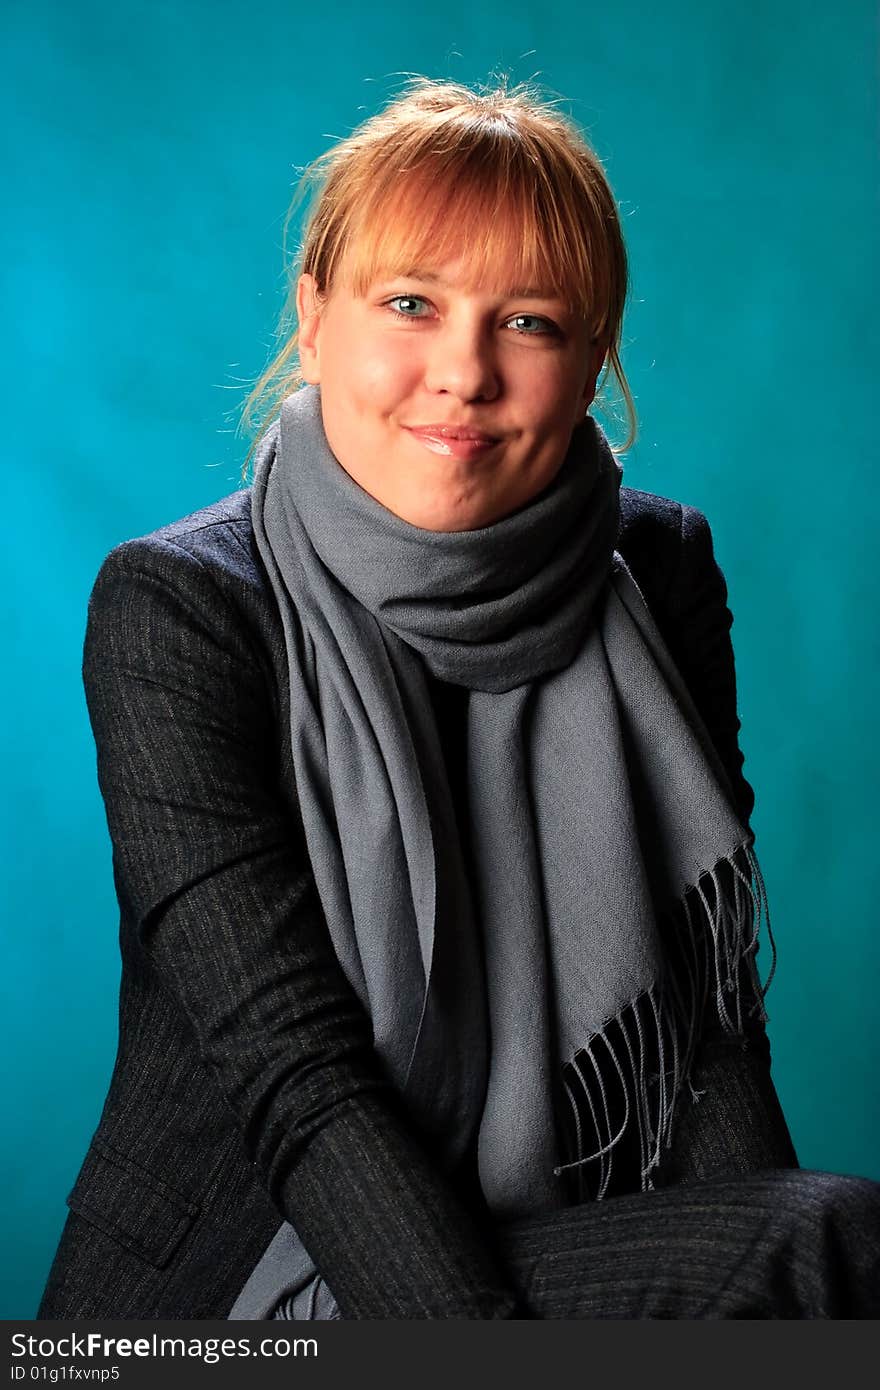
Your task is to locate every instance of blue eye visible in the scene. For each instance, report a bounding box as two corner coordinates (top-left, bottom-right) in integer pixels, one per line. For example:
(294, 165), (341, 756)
(387, 295), (430, 318)
(507, 313), (556, 335)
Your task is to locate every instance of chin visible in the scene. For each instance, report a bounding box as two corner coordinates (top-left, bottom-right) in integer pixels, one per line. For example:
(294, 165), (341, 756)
(411, 496), (496, 533)
(428, 477), (515, 529)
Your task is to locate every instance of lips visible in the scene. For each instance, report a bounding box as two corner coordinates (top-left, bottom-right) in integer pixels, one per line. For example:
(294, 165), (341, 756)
(407, 424), (500, 441)
(404, 424), (502, 461)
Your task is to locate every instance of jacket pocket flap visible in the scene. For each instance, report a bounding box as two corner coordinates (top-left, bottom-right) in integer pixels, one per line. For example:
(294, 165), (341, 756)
(67, 1142), (199, 1269)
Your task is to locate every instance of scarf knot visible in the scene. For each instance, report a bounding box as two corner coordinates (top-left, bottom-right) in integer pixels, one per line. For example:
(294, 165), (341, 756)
(272, 388), (622, 691)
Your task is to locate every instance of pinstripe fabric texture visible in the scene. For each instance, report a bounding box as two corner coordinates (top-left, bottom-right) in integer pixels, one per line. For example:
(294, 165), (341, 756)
(494, 1169), (880, 1318)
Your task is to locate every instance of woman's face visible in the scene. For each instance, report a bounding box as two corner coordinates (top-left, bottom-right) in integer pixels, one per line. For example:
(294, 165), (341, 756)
(296, 252), (603, 531)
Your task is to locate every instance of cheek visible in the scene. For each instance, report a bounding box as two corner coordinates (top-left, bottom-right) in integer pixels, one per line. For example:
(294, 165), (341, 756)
(332, 336), (420, 411)
(519, 357), (583, 420)
(518, 370), (584, 472)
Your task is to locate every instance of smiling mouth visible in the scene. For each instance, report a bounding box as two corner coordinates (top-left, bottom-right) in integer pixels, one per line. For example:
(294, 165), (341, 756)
(403, 425), (502, 460)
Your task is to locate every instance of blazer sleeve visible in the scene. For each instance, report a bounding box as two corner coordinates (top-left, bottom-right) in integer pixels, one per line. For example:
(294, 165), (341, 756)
(660, 503), (755, 827)
(83, 536), (519, 1320)
(653, 504), (798, 1182)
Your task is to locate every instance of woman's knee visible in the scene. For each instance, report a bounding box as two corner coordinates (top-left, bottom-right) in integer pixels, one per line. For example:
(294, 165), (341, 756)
(761, 1169), (880, 1316)
(772, 1168), (880, 1229)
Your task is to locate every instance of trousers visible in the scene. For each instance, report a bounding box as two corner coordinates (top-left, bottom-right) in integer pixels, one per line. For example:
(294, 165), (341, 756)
(492, 1169), (880, 1318)
(271, 1169), (880, 1319)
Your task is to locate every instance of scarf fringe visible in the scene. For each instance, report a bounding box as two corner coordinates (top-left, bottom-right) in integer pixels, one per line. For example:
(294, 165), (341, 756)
(553, 841), (775, 1202)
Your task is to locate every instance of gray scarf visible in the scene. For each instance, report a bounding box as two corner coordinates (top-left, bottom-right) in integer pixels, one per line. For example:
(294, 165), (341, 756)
(231, 383), (769, 1318)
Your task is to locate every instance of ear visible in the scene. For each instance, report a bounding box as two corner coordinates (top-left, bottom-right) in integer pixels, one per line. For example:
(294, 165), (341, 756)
(296, 273), (323, 384)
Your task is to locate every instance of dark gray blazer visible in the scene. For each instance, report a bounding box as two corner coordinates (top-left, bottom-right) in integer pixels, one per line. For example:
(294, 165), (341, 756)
(38, 485), (796, 1320)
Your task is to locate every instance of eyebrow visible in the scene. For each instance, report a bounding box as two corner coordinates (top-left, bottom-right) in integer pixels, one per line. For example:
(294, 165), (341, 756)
(387, 268), (561, 300)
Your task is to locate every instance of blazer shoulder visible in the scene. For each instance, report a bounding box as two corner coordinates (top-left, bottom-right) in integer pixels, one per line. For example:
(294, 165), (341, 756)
(93, 487), (271, 606)
(619, 484), (683, 533)
(618, 485), (688, 607)
(86, 489), (284, 684)
(108, 487), (255, 567)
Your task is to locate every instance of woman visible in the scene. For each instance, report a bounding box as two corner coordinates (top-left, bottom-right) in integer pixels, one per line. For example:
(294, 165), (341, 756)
(39, 77), (880, 1320)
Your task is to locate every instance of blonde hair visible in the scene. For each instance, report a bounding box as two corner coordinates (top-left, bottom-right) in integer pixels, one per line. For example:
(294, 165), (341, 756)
(240, 77), (635, 460)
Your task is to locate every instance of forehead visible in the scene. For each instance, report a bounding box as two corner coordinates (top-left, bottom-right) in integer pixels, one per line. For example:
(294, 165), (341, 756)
(360, 258), (565, 300)
(336, 171), (585, 311)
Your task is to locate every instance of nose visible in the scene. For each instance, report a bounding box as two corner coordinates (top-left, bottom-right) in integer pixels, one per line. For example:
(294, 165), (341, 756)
(422, 318), (500, 402)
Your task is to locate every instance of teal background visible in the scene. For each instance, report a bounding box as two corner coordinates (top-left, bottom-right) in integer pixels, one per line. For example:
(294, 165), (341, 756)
(3, 0), (878, 1319)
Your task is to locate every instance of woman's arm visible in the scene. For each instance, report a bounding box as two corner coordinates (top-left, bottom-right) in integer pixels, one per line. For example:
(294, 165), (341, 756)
(652, 503), (798, 1181)
(83, 534), (519, 1319)
(661, 503), (755, 827)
